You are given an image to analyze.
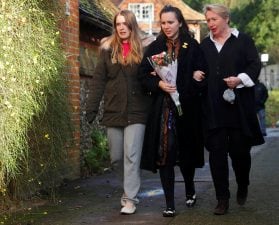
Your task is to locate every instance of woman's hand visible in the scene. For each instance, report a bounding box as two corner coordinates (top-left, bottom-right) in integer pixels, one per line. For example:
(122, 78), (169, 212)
(150, 71), (156, 76)
(223, 76), (242, 89)
(158, 80), (176, 93)
(193, 70), (205, 81)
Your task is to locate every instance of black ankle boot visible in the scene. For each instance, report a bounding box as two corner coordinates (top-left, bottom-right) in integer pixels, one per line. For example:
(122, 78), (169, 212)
(214, 199), (229, 215)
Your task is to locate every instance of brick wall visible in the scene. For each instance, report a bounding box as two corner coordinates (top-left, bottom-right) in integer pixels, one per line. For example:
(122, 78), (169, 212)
(59, 0), (80, 179)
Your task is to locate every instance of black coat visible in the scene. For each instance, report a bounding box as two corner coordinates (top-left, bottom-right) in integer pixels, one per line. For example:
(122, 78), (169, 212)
(255, 81), (268, 111)
(138, 34), (207, 172)
(200, 32), (264, 146)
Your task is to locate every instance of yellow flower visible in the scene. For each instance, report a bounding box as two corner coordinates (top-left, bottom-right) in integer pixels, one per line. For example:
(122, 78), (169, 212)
(182, 42), (188, 48)
(21, 17), (26, 23)
(4, 101), (12, 108)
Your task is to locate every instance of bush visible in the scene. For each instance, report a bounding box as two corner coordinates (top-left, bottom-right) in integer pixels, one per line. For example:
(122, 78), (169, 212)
(0, 0), (72, 202)
(266, 89), (279, 127)
(84, 129), (110, 175)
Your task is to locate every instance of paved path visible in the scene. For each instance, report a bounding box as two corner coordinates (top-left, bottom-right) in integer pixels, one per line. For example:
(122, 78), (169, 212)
(6, 128), (279, 225)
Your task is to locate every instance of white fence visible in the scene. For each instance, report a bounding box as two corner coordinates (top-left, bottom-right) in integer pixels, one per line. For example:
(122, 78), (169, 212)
(259, 64), (279, 90)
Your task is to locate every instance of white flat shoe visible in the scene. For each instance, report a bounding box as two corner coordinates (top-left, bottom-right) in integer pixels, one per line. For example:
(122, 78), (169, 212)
(120, 204), (136, 215)
(186, 194), (197, 207)
(162, 208), (176, 217)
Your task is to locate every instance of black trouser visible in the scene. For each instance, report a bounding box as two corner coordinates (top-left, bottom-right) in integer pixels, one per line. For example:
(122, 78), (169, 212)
(205, 128), (251, 200)
(159, 165), (195, 209)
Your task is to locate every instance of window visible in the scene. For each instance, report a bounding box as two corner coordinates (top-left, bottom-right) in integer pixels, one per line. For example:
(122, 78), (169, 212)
(128, 3), (154, 22)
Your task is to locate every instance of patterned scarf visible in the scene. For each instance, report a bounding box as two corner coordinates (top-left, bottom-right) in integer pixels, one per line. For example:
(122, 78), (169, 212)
(166, 38), (180, 60)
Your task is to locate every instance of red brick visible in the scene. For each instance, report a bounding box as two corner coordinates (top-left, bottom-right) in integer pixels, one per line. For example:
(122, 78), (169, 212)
(59, 0), (80, 178)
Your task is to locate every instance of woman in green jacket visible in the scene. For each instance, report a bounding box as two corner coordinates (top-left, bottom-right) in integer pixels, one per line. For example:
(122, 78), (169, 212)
(87, 10), (151, 215)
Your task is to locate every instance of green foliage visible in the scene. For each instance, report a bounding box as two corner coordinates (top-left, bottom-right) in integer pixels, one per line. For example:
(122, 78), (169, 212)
(185, 0), (279, 62)
(231, 0), (279, 63)
(0, 0), (72, 201)
(183, 0), (207, 11)
(266, 89), (279, 127)
(84, 129), (110, 174)
(183, 0), (249, 12)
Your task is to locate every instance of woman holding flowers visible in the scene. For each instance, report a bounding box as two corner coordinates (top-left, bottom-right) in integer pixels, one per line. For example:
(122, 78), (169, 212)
(87, 10), (151, 215)
(138, 5), (207, 217)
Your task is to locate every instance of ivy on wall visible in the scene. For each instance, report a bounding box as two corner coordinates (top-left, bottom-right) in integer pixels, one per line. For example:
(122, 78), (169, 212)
(0, 0), (72, 202)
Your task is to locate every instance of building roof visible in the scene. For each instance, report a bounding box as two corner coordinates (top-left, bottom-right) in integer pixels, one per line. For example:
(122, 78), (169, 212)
(79, 0), (119, 31)
(110, 0), (122, 6)
(163, 0), (205, 21)
(117, 0), (205, 22)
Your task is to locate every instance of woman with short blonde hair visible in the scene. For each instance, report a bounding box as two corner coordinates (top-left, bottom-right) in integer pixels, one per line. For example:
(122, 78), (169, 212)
(200, 3), (264, 216)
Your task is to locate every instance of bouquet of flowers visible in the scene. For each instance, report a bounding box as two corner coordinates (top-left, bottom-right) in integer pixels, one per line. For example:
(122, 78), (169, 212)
(147, 52), (183, 116)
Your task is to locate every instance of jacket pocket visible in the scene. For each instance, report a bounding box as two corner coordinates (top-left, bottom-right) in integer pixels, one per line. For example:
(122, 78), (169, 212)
(130, 90), (152, 113)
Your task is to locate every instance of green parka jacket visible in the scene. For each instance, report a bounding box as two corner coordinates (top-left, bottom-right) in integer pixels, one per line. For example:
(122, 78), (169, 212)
(87, 48), (151, 127)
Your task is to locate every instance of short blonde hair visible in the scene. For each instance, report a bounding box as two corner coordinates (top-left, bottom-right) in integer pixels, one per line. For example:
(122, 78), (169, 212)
(203, 4), (230, 21)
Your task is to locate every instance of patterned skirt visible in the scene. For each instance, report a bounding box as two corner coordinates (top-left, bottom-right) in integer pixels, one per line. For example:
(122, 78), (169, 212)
(156, 96), (179, 167)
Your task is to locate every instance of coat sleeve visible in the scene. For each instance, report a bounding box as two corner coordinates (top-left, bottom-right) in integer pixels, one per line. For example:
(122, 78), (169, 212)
(241, 34), (261, 82)
(86, 49), (108, 123)
(138, 44), (162, 93)
(190, 39), (208, 93)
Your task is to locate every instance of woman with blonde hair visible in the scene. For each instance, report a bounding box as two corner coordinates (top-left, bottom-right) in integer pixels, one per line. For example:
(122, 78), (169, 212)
(87, 10), (151, 215)
(200, 3), (264, 215)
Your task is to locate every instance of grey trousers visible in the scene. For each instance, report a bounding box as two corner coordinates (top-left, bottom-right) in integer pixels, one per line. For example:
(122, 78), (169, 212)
(107, 124), (145, 204)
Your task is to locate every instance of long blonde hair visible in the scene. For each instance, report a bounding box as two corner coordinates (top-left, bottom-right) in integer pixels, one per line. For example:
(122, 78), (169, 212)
(100, 10), (143, 65)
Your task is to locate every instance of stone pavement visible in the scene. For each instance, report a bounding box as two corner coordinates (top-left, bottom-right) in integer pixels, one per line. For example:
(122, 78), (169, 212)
(7, 128), (279, 225)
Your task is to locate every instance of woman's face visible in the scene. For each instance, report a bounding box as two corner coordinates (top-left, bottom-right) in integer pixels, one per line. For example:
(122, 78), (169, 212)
(205, 10), (229, 38)
(115, 15), (131, 42)
(160, 12), (181, 40)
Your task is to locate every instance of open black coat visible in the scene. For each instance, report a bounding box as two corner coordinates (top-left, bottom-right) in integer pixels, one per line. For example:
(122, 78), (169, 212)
(200, 32), (264, 146)
(138, 34), (207, 173)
